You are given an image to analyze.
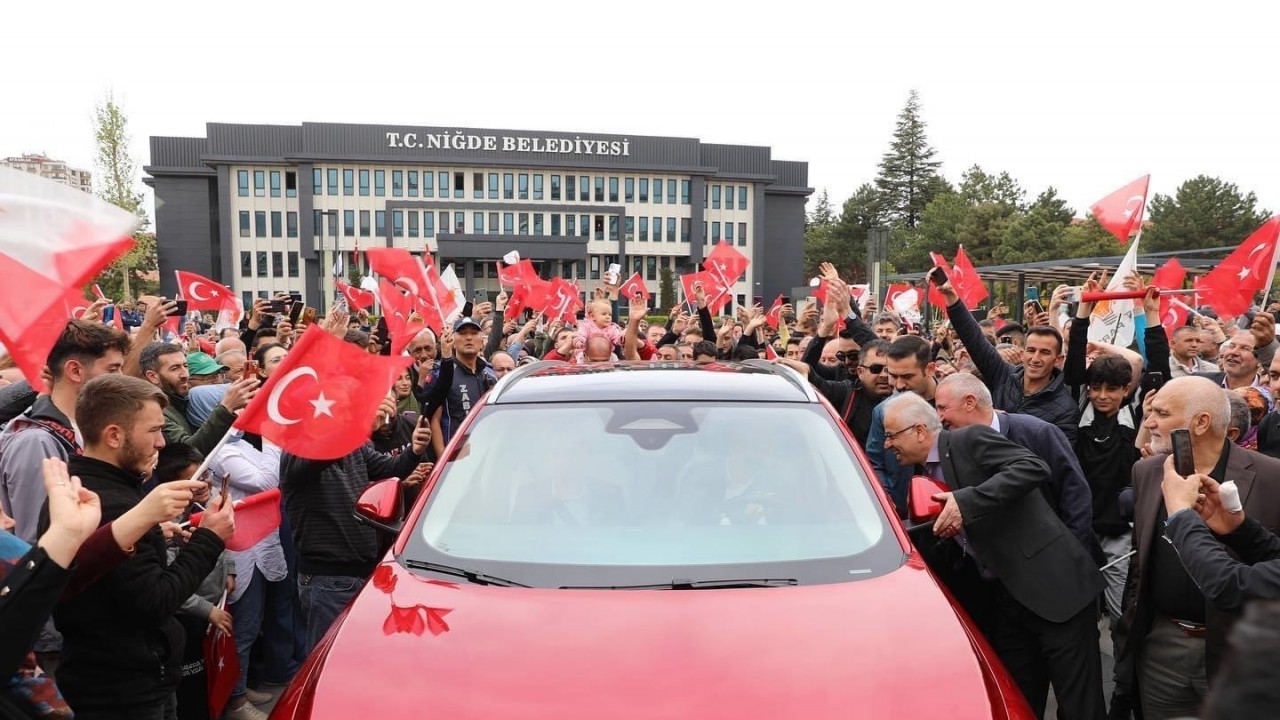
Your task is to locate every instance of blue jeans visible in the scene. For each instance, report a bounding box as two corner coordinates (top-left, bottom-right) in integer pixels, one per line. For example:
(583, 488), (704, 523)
(297, 574), (365, 652)
(229, 568), (305, 698)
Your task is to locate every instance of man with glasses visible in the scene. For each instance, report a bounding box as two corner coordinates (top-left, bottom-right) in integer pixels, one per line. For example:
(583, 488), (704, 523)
(865, 336), (940, 515)
(1202, 333), (1273, 411)
(778, 339), (892, 447)
(881, 392), (1105, 720)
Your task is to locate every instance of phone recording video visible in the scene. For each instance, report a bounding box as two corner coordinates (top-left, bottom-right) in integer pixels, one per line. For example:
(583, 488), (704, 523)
(1171, 428), (1195, 477)
(927, 267), (948, 286)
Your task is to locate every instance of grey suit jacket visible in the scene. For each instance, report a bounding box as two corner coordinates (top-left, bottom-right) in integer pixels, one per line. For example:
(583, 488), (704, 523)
(938, 424), (1105, 623)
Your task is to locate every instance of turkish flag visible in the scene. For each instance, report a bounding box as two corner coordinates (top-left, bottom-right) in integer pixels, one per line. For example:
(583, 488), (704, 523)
(764, 343), (779, 360)
(1199, 216), (1280, 317)
(539, 277), (583, 324)
(337, 280), (375, 311)
(503, 283), (529, 322)
(886, 284), (921, 316)
(704, 242), (750, 286)
(1152, 258), (1189, 339)
(765, 294), (786, 330)
(366, 247), (430, 303)
(681, 270), (731, 315)
(204, 596), (239, 719)
(186, 488), (281, 552)
(174, 270), (236, 312)
(0, 166), (138, 387)
(421, 257), (460, 330)
(1091, 175), (1150, 244)
(234, 326), (411, 460)
(618, 272), (651, 302)
(951, 246), (989, 308)
(378, 279), (425, 355)
(927, 252), (953, 308)
(849, 284), (869, 312)
(497, 258), (536, 289)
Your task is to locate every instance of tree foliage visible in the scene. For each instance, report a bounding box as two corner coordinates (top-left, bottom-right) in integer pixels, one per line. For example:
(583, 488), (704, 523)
(874, 90), (943, 228)
(1142, 175), (1271, 253)
(90, 92), (152, 301)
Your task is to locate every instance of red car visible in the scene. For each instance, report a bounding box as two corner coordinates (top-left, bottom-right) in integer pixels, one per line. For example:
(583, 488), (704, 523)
(271, 361), (1033, 719)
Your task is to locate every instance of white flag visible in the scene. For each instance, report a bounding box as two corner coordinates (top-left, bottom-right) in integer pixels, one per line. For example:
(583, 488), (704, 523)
(1088, 237), (1140, 347)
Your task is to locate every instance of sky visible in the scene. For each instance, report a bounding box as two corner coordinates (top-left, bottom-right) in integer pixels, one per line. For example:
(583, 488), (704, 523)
(5, 1), (1278, 226)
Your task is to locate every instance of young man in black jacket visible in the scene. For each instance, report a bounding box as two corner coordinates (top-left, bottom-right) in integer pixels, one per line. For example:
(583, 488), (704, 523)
(52, 374), (235, 720)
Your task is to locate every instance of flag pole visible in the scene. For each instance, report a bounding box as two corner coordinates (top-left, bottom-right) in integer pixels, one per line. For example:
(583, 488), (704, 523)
(186, 424), (239, 490)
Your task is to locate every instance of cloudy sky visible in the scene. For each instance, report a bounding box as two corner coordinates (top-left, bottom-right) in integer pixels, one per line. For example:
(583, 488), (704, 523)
(5, 1), (1277, 224)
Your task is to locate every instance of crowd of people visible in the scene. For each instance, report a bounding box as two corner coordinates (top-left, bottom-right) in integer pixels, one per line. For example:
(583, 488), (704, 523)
(2, 259), (1280, 719)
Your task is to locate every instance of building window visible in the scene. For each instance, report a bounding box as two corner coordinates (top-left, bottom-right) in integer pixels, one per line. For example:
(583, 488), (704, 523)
(271, 211), (282, 238)
(422, 170), (434, 198)
(503, 213), (514, 235)
(288, 251), (299, 277)
(437, 172), (448, 197)
(286, 171), (297, 197)
(625, 178), (635, 203)
(344, 210), (355, 236)
(667, 218), (676, 243)
(473, 212), (484, 234)
(609, 177), (619, 203)
(739, 186), (748, 210)
(487, 173), (498, 199)
(725, 185), (735, 210)
(473, 172), (484, 199)
(327, 168), (338, 195)
(681, 218), (691, 242)
(254, 211), (267, 237)
(376, 210), (386, 236)
(424, 212), (435, 238)
(312, 168), (322, 195)
(580, 214), (590, 238)
(581, 176), (591, 203)
(738, 222), (747, 246)
(533, 213), (544, 235)
(533, 174), (544, 201)
(359, 210), (371, 237)
(652, 216), (662, 242)
(237, 170), (249, 197)
(712, 222), (721, 243)
(550, 175), (561, 201)
(287, 211), (298, 238)
(242, 291), (253, 308)
(392, 210), (403, 237)
(594, 176), (604, 202)
(375, 170), (386, 196)
(408, 171), (419, 197)
(551, 214), (561, 236)
(503, 173), (514, 199)
(590, 256), (600, 280)
(270, 171), (281, 197)
(566, 175), (576, 201)
(639, 179), (649, 203)
(272, 251), (284, 277)
(254, 170), (265, 197)
(609, 216), (618, 241)
(313, 209), (322, 237)
(639, 217), (648, 242)
(681, 179), (691, 204)
(238, 211), (250, 237)
(409, 211), (419, 237)
(240, 251), (252, 276)
(516, 173), (528, 200)
(486, 212), (497, 235)
(343, 169), (354, 196)
(392, 170), (403, 197)
(712, 185), (722, 210)
(256, 251), (268, 277)
(575, 260), (586, 279)
(562, 214), (574, 237)
(666, 181), (675, 204)
(592, 215), (603, 241)
(625, 216), (634, 241)
(438, 211), (450, 234)
(725, 222), (734, 243)
(654, 179), (664, 205)
(454, 171), (464, 198)
(518, 213), (529, 235)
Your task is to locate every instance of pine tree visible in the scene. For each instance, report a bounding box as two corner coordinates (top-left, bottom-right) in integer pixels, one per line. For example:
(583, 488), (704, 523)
(875, 90), (943, 228)
(806, 188), (838, 230)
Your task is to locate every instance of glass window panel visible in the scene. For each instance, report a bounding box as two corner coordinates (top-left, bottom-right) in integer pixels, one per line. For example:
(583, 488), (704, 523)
(551, 214), (561, 236)
(534, 213), (544, 235)
(393, 210), (403, 236)
(504, 173), (514, 199)
(408, 171), (418, 197)
(594, 176), (604, 202)
(343, 169), (354, 196)
(375, 170), (386, 196)
(519, 213), (529, 235)
(739, 186), (748, 210)
(725, 184), (735, 210)
(254, 170), (265, 196)
(256, 251), (268, 277)
(639, 179), (648, 203)
(392, 170), (403, 197)
(423, 170), (434, 198)
(712, 185), (721, 209)
(359, 210), (371, 237)
(567, 215), (576, 237)
(625, 216), (634, 241)
(580, 176), (590, 202)
(376, 210), (386, 236)
(237, 170), (249, 196)
(609, 216), (618, 241)
(625, 177), (635, 203)
(667, 180), (677, 204)
(609, 177), (619, 203)
(424, 212), (435, 238)
(437, 172), (448, 197)
(639, 217), (648, 242)
(344, 210), (355, 236)
(270, 211), (282, 238)
(533, 174), (544, 200)
(474, 212), (484, 233)
(681, 179), (691, 204)
(566, 175), (576, 201)
(240, 251), (252, 276)
(580, 214), (590, 237)
(286, 211), (298, 238)
(270, 171), (281, 197)
(550, 175), (561, 201)
(503, 213), (514, 234)
(667, 218), (676, 243)
(312, 168), (322, 195)
(272, 251), (283, 277)
(652, 216), (662, 242)
(288, 251), (299, 277)
(654, 179), (663, 204)
(286, 171), (297, 197)
(239, 211), (250, 237)
(454, 171), (465, 198)
(474, 172), (484, 199)
(409, 211), (419, 237)
(489, 212), (499, 235)
(327, 169), (338, 195)
(255, 211), (266, 237)
(519, 173), (529, 200)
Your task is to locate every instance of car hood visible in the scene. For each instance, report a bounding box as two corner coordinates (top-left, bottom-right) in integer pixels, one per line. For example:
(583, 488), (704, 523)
(303, 554), (1006, 719)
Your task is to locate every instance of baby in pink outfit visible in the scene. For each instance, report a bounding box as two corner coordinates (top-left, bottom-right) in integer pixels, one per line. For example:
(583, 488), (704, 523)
(575, 299), (624, 359)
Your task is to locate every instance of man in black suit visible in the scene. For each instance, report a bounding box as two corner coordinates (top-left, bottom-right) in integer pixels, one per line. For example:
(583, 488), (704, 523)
(882, 392), (1105, 720)
(1119, 377), (1280, 719)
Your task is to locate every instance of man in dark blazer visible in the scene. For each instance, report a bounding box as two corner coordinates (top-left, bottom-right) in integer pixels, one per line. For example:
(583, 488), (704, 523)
(1119, 377), (1280, 719)
(882, 393), (1106, 720)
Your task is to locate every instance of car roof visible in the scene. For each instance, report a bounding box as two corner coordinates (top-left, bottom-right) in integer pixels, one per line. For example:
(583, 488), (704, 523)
(487, 360), (819, 405)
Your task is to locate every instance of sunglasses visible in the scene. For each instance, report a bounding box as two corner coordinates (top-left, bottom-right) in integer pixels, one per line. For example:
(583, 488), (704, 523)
(835, 351), (860, 363)
(860, 363), (888, 374)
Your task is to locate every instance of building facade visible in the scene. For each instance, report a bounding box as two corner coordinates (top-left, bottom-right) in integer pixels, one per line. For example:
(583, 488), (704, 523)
(3, 153), (93, 194)
(144, 123), (811, 312)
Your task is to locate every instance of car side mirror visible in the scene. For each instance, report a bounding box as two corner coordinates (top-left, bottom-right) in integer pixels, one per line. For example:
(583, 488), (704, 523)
(354, 478), (403, 535)
(908, 474), (950, 524)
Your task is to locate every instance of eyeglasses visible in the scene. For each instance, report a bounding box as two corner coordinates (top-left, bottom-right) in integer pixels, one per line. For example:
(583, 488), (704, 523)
(883, 424), (921, 444)
(860, 363), (887, 374)
(835, 351), (859, 364)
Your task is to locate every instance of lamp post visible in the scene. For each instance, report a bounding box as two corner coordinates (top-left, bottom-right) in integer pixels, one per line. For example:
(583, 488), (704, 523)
(317, 210), (338, 315)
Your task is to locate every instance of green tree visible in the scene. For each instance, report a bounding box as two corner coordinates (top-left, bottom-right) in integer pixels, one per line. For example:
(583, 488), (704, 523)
(91, 231), (159, 299)
(806, 188), (838, 230)
(991, 188), (1077, 265)
(1143, 175), (1271, 253)
(895, 190), (966, 270)
(659, 266), (676, 310)
(958, 165), (1025, 210)
(91, 92), (150, 300)
(1059, 218), (1122, 259)
(874, 90), (943, 228)
(805, 183), (878, 280)
(1027, 187), (1074, 225)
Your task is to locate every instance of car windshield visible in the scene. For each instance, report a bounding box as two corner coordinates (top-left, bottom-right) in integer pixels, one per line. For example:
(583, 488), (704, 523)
(402, 402), (903, 587)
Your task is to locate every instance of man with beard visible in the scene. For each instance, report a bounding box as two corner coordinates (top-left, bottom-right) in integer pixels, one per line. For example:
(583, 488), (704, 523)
(1203, 333), (1273, 411)
(138, 342), (258, 456)
(426, 318), (496, 460)
(53, 374), (236, 719)
(778, 339), (893, 447)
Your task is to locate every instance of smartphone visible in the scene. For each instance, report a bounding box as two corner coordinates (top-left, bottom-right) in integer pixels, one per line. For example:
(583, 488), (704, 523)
(300, 306), (317, 326)
(927, 267), (948, 286)
(473, 289), (485, 301)
(268, 299), (288, 313)
(1171, 428), (1195, 476)
(288, 291), (302, 303)
(1143, 371), (1164, 394)
(103, 306), (115, 324)
(166, 299), (189, 317)
(288, 300), (304, 324)
(242, 359), (259, 379)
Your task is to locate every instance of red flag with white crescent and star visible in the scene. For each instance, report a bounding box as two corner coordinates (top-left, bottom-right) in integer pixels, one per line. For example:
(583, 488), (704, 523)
(1199, 216), (1280, 317)
(765, 294), (786, 330)
(366, 247), (431, 304)
(497, 258), (536, 289)
(204, 594), (239, 719)
(1151, 257), (1188, 339)
(681, 270), (732, 315)
(174, 270), (237, 312)
(378, 278), (425, 355)
(951, 246), (989, 308)
(1090, 175), (1150, 244)
(617, 272), (651, 303)
(233, 326), (411, 460)
(336, 280), (375, 311)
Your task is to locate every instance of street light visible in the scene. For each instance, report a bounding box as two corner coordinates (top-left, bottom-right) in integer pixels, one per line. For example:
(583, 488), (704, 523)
(317, 209), (338, 314)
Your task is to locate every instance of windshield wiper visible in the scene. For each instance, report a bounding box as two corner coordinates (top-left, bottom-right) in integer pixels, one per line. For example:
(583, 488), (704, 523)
(402, 560), (530, 587)
(561, 578), (798, 590)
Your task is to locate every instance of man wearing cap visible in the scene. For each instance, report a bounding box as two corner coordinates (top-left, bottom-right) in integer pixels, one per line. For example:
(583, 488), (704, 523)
(424, 317), (498, 460)
(186, 351), (228, 387)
